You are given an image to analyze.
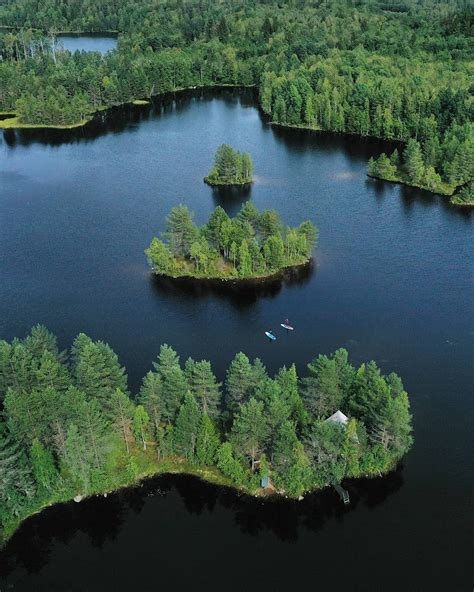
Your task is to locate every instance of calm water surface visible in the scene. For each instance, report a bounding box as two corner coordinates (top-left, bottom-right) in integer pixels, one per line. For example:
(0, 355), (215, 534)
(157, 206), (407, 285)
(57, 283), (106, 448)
(58, 34), (117, 54)
(0, 90), (472, 591)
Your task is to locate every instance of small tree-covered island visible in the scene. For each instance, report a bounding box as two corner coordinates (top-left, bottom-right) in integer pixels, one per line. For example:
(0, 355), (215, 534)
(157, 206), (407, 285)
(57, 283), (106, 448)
(0, 327), (413, 545)
(204, 144), (254, 186)
(146, 202), (317, 281)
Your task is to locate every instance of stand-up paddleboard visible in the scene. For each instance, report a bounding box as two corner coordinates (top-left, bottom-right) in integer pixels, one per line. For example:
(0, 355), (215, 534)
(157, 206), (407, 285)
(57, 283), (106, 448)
(281, 319), (294, 331)
(265, 331), (277, 341)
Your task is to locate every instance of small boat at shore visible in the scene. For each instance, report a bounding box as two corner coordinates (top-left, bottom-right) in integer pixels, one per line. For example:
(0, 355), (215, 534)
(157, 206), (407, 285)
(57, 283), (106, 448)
(265, 331), (276, 341)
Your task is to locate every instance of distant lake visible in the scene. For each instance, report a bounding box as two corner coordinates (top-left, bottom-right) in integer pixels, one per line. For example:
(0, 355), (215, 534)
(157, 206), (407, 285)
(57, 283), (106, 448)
(58, 33), (117, 54)
(0, 89), (472, 591)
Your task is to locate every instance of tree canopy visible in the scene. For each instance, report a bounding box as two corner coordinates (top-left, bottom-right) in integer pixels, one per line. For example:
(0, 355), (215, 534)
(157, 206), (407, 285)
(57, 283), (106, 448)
(204, 144), (253, 185)
(146, 202), (317, 280)
(0, 326), (413, 544)
(0, 0), (471, 197)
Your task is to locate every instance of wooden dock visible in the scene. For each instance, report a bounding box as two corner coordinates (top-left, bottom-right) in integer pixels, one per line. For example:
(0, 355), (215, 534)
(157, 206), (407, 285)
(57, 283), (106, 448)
(333, 483), (350, 505)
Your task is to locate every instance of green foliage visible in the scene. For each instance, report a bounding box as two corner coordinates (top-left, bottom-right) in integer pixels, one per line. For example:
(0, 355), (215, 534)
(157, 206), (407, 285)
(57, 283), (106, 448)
(195, 414), (220, 465)
(0, 327), (414, 542)
(30, 439), (59, 492)
(205, 144), (253, 185)
(173, 392), (201, 461)
(185, 358), (221, 419)
(147, 202), (317, 280)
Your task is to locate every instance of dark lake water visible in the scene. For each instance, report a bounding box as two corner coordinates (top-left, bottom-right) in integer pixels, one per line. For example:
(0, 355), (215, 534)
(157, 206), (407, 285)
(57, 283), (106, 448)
(0, 89), (472, 591)
(58, 34), (117, 54)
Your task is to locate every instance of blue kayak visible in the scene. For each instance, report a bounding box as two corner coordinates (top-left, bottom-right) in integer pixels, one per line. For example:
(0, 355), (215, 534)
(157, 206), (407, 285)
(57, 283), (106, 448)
(265, 331), (277, 341)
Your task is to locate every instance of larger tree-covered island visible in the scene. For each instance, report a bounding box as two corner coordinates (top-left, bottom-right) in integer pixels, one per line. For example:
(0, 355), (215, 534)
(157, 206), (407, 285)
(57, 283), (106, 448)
(204, 144), (254, 186)
(146, 202), (317, 280)
(0, 326), (413, 545)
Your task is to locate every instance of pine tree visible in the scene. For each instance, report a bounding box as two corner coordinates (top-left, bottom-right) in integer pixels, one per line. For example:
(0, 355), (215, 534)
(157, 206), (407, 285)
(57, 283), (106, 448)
(163, 205), (199, 258)
(152, 344), (188, 423)
(225, 352), (255, 417)
(0, 426), (35, 521)
(138, 371), (162, 438)
(230, 398), (268, 471)
(216, 442), (246, 485)
(185, 358), (221, 418)
(73, 337), (128, 411)
(109, 389), (135, 454)
(173, 392), (201, 461)
(275, 364), (307, 427)
(238, 239), (252, 276)
(272, 420), (311, 496)
(30, 439), (59, 492)
(404, 139), (425, 184)
(195, 414), (220, 465)
(61, 423), (92, 494)
(133, 405), (150, 451)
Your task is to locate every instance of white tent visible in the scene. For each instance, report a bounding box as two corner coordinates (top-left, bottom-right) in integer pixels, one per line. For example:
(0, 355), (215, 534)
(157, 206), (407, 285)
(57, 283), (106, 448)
(325, 410), (349, 426)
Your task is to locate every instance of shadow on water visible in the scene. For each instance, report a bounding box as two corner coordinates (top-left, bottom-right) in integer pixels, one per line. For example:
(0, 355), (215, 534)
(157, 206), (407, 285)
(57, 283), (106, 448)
(1, 88), (252, 148)
(210, 183), (253, 215)
(149, 261), (315, 309)
(0, 466), (404, 577)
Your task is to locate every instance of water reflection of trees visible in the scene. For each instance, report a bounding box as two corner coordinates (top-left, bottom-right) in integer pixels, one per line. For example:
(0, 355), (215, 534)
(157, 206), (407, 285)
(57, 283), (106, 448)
(149, 261), (314, 308)
(0, 466), (404, 580)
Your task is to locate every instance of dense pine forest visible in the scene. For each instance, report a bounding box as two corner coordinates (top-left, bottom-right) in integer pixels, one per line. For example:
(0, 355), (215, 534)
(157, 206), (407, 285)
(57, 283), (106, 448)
(146, 202), (317, 279)
(0, 0), (472, 200)
(0, 326), (413, 545)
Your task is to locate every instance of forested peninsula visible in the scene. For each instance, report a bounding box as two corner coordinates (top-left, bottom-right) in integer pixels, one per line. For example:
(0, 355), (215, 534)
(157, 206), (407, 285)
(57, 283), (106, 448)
(0, 0), (472, 201)
(146, 202), (317, 281)
(0, 326), (413, 546)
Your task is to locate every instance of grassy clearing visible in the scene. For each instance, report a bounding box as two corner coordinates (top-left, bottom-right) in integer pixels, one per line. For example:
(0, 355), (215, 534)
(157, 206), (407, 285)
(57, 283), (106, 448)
(0, 115), (90, 129)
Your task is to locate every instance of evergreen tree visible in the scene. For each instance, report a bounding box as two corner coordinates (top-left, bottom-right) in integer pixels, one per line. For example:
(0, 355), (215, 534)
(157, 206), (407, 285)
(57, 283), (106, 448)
(404, 139), (425, 184)
(152, 344), (188, 423)
(30, 439), (59, 492)
(109, 389), (135, 454)
(73, 337), (128, 411)
(230, 398), (268, 470)
(0, 426), (35, 521)
(195, 414), (220, 465)
(272, 420), (311, 496)
(173, 392), (201, 461)
(133, 405), (150, 451)
(216, 442), (246, 486)
(185, 358), (221, 419)
(225, 352), (255, 417)
(163, 205), (198, 257)
(138, 371), (162, 438)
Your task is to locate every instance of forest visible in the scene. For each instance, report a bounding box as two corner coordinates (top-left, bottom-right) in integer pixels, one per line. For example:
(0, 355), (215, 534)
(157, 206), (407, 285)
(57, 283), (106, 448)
(0, 0), (472, 197)
(204, 144), (254, 186)
(146, 202), (317, 280)
(0, 326), (413, 544)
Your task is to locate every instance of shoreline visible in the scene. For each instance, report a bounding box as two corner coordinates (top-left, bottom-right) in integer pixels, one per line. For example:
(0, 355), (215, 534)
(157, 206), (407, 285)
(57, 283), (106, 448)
(204, 177), (253, 187)
(1, 454), (400, 550)
(151, 258), (312, 285)
(0, 84), (256, 131)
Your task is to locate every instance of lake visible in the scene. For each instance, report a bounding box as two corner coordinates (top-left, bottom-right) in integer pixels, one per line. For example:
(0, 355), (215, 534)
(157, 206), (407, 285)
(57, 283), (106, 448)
(0, 89), (472, 591)
(58, 33), (117, 54)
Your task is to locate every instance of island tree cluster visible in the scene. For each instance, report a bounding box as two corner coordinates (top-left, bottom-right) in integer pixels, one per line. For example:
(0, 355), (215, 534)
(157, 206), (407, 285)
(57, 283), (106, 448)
(0, 326), (413, 543)
(0, 0), (471, 196)
(204, 144), (253, 185)
(146, 202), (317, 279)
